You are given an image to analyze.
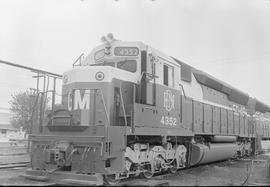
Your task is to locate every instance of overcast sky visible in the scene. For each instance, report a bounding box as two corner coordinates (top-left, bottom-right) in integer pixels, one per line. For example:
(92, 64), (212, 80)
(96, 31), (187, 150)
(1, 0), (270, 111)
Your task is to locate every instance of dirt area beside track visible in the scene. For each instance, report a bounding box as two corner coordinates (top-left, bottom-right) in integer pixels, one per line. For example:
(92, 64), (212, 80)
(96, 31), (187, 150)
(0, 153), (270, 186)
(0, 168), (47, 186)
(162, 158), (270, 186)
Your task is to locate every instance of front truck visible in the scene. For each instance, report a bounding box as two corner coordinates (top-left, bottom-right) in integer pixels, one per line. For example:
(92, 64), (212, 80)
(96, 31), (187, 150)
(23, 65), (133, 185)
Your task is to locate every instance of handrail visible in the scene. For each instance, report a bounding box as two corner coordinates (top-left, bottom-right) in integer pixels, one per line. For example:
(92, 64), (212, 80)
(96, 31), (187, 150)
(120, 82), (128, 127)
(139, 71), (159, 83)
(132, 84), (136, 133)
(99, 88), (110, 153)
(179, 83), (186, 97)
(99, 89), (110, 124)
(72, 53), (85, 67)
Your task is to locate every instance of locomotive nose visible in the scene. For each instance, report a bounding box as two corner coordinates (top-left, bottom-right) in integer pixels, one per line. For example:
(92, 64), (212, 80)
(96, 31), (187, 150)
(62, 67), (111, 85)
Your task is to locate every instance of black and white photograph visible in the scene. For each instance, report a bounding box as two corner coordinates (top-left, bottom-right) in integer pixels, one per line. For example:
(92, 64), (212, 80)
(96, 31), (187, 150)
(1, 0), (270, 186)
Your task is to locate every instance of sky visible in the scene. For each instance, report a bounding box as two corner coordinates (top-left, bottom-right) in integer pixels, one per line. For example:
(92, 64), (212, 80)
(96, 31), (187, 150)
(0, 0), (270, 111)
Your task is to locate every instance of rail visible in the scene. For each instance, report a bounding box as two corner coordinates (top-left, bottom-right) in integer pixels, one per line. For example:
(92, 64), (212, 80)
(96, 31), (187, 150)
(0, 162), (29, 169)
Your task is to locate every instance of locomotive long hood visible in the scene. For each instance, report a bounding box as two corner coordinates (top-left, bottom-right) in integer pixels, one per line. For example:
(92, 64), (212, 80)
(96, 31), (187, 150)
(191, 69), (270, 114)
(254, 99), (270, 113)
(172, 57), (250, 106)
(192, 69), (249, 106)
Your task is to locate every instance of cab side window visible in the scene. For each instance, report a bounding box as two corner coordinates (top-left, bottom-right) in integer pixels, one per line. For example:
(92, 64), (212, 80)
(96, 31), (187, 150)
(163, 64), (174, 87)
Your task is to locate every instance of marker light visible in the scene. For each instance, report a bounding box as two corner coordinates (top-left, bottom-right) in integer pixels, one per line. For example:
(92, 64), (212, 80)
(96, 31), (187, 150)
(95, 71), (105, 81)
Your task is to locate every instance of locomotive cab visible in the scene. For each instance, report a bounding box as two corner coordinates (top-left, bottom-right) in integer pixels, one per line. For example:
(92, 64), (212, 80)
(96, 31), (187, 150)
(60, 38), (145, 128)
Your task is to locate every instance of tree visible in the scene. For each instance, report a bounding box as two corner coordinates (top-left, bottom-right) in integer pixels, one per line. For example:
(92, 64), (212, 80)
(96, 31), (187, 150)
(9, 89), (50, 133)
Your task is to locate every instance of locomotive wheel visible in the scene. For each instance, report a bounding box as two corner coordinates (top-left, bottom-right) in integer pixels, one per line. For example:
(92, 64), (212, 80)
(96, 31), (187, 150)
(169, 160), (178, 174)
(104, 174), (120, 185)
(141, 163), (154, 179)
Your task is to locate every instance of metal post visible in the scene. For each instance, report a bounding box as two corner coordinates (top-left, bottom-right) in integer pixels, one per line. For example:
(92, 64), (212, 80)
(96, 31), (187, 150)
(35, 72), (40, 133)
(43, 75), (50, 111)
(39, 74), (46, 133)
(52, 77), (56, 111)
(28, 72), (40, 152)
(51, 77), (56, 126)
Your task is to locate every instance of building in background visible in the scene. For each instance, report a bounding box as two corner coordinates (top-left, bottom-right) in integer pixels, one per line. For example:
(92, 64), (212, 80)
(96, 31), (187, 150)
(0, 112), (26, 143)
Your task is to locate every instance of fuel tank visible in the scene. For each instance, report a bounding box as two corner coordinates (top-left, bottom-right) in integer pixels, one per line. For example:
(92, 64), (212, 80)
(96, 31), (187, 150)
(189, 143), (238, 166)
(211, 135), (237, 143)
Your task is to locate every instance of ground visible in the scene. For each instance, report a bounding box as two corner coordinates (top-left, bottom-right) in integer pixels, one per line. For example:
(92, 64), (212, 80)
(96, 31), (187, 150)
(121, 156), (270, 186)
(0, 144), (270, 186)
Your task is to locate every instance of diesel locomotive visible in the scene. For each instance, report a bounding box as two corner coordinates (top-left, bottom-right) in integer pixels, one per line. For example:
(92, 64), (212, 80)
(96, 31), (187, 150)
(24, 34), (270, 185)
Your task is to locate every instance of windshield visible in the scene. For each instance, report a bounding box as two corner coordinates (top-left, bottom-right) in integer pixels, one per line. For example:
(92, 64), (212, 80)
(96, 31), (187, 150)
(90, 60), (137, 73)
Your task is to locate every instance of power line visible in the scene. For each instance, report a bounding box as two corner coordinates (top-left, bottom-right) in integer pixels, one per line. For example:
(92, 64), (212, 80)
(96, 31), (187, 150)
(193, 52), (270, 67)
(0, 107), (10, 110)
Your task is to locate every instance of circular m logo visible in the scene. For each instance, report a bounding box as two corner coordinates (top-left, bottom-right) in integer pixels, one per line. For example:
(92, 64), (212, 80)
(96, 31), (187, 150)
(164, 90), (175, 112)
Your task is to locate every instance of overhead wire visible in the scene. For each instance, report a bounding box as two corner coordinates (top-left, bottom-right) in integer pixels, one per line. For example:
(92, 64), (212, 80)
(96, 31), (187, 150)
(192, 51), (270, 68)
(199, 50), (270, 63)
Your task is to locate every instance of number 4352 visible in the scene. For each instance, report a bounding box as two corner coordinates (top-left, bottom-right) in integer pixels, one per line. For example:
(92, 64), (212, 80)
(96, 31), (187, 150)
(160, 116), (177, 126)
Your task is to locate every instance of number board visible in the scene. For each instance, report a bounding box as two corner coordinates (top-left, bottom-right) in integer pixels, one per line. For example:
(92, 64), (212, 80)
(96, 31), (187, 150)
(114, 47), (139, 56)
